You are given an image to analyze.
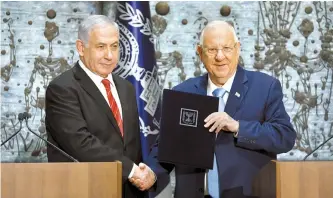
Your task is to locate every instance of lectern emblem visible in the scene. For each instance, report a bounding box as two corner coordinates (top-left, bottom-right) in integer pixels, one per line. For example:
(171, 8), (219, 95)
(179, 108), (198, 127)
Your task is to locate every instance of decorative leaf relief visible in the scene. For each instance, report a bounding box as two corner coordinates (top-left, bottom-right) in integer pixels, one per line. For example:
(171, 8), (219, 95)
(116, 2), (152, 37)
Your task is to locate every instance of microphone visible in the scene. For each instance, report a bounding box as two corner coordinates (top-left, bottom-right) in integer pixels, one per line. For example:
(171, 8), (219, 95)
(23, 112), (31, 120)
(1, 113), (24, 146)
(23, 112), (79, 162)
(303, 135), (333, 160)
(18, 113), (25, 121)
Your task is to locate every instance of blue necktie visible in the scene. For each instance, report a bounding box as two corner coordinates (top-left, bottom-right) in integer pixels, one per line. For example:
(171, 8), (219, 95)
(208, 88), (227, 198)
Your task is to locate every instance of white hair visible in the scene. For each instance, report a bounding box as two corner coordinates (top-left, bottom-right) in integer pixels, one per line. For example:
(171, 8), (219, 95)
(78, 15), (119, 46)
(199, 20), (238, 45)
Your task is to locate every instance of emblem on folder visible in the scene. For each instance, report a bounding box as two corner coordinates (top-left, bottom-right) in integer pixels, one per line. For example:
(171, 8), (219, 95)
(179, 108), (198, 127)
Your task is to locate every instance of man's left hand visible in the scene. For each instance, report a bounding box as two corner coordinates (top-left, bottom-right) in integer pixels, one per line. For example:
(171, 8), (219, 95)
(204, 112), (239, 133)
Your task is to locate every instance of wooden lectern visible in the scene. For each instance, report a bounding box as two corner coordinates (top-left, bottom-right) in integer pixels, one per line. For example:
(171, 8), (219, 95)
(1, 162), (122, 198)
(252, 160), (333, 198)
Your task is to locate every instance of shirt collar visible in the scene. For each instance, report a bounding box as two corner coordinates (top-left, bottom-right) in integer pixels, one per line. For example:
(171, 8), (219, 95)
(78, 60), (115, 87)
(207, 70), (236, 96)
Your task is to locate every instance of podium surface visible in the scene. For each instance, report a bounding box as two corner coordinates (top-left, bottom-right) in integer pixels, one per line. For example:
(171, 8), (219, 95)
(1, 162), (122, 198)
(252, 160), (333, 198)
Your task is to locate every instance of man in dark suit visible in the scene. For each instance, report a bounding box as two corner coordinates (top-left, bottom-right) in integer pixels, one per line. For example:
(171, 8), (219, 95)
(45, 15), (155, 197)
(148, 21), (296, 198)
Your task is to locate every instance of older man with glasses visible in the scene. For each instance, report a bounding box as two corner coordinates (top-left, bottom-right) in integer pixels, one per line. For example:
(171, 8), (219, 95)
(148, 20), (296, 198)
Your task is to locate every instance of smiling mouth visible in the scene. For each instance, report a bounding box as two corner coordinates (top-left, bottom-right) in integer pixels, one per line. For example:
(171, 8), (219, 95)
(101, 64), (112, 67)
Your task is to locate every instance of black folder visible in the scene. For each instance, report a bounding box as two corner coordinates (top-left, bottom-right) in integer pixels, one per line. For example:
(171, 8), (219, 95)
(157, 89), (219, 169)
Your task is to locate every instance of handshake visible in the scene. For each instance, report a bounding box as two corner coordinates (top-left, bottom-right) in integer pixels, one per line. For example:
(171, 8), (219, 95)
(129, 163), (156, 191)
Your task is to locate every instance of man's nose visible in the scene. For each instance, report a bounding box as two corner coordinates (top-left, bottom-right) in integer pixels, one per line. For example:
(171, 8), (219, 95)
(104, 48), (113, 60)
(215, 49), (225, 61)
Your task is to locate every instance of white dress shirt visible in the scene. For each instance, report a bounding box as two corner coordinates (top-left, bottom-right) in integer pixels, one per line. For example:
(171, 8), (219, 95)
(78, 60), (137, 178)
(206, 72), (236, 103)
(204, 71), (236, 195)
(79, 60), (123, 119)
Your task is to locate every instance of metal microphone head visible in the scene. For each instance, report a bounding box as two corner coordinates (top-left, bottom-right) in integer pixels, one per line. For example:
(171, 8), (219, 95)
(23, 112), (31, 120)
(18, 113), (24, 121)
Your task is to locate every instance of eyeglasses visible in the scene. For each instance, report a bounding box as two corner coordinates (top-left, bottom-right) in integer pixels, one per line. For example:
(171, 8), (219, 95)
(200, 42), (238, 55)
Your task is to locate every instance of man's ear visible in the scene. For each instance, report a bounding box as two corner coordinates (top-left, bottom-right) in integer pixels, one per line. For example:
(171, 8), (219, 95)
(76, 39), (85, 56)
(196, 45), (203, 60)
(236, 42), (241, 54)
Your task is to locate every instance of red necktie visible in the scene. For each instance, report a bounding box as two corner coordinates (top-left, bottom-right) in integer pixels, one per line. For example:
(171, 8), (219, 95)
(101, 79), (123, 137)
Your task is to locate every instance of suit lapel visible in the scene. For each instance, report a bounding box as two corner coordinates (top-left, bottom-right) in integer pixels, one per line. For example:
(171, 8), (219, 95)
(73, 63), (123, 140)
(224, 66), (248, 118)
(194, 73), (209, 96)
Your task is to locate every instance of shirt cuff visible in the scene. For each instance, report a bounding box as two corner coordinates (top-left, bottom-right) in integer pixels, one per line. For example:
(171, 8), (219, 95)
(128, 163), (138, 178)
(234, 131), (239, 137)
(152, 170), (157, 183)
(234, 121), (239, 137)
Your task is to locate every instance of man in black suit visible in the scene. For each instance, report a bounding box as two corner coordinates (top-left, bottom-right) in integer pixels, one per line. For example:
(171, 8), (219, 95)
(45, 15), (155, 197)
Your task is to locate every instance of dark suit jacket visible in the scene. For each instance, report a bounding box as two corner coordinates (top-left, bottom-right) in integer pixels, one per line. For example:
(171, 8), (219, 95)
(148, 66), (296, 198)
(45, 62), (144, 198)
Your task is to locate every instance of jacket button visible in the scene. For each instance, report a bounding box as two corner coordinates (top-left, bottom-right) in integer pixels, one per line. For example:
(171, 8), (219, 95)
(199, 188), (204, 193)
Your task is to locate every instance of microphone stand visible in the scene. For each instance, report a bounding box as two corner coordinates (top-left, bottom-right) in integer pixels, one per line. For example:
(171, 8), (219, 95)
(1, 114), (24, 146)
(303, 135), (333, 161)
(24, 117), (79, 162)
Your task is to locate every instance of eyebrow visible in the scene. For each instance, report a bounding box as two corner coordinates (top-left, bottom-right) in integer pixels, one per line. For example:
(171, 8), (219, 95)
(95, 41), (119, 46)
(204, 43), (237, 48)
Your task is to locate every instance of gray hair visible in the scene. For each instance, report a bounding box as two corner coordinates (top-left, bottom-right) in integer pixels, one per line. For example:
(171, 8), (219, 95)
(199, 20), (238, 45)
(78, 15), (119, 46)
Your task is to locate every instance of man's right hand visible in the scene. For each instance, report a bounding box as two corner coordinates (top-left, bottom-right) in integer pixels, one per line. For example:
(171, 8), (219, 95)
(129, 163), (156, 191)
